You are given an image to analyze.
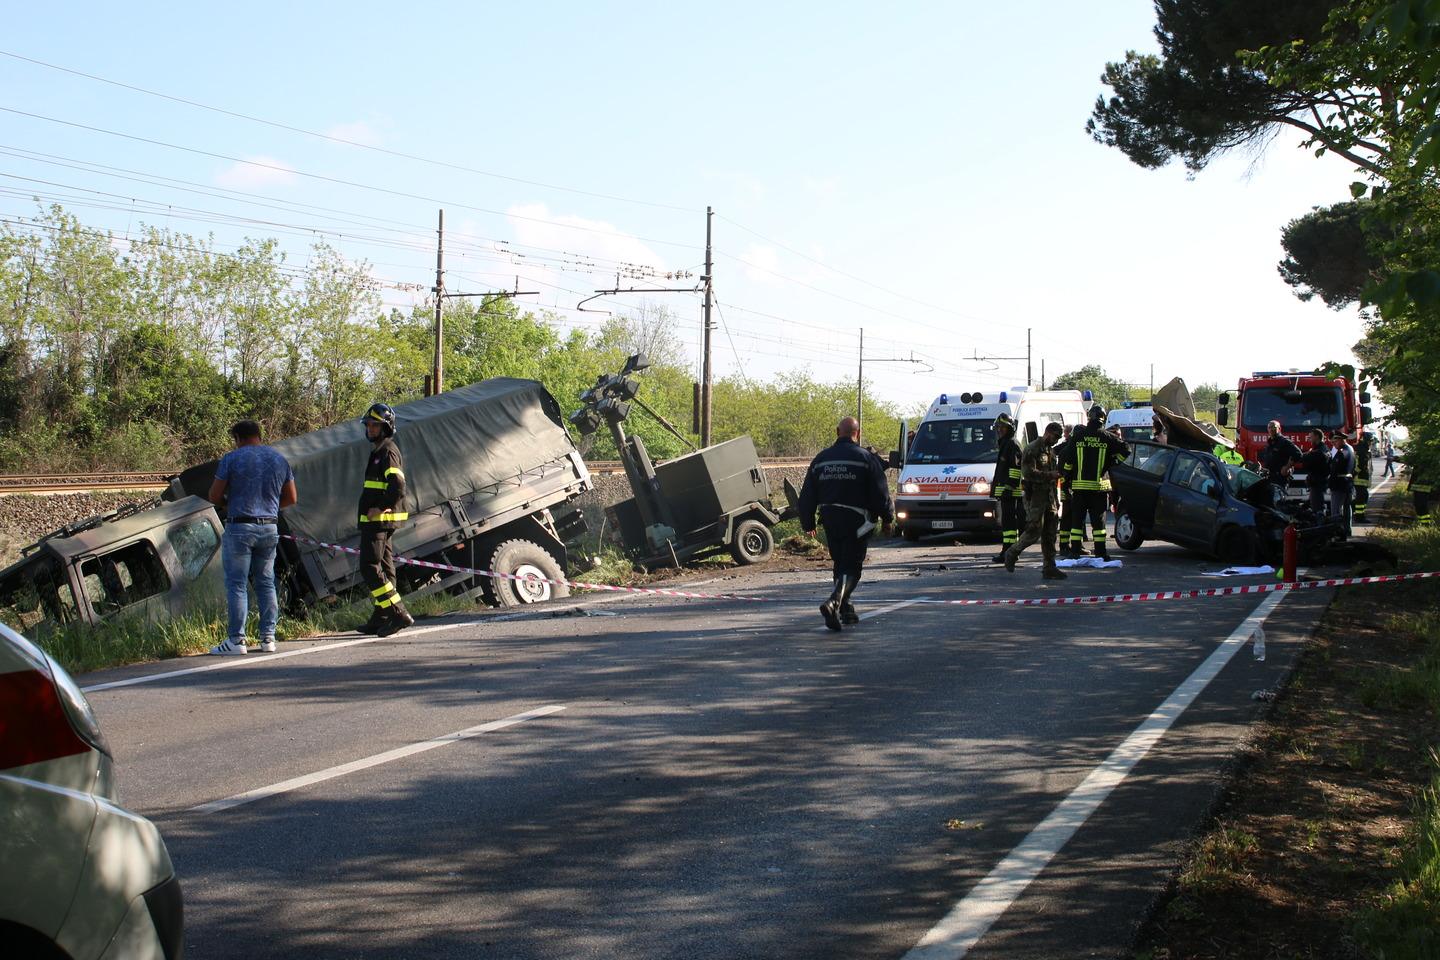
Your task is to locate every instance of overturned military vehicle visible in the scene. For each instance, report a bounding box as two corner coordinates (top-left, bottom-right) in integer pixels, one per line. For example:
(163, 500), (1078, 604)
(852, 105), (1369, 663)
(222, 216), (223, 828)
(0, 378), (592, 638)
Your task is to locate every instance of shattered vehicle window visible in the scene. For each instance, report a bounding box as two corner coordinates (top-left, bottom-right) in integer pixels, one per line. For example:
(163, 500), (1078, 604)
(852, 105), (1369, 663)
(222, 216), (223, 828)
(170, 519), (220, 579)
(80, 541), (170, 616)
(1222, 463), (1264, 496)
(0, 559), (81, 634)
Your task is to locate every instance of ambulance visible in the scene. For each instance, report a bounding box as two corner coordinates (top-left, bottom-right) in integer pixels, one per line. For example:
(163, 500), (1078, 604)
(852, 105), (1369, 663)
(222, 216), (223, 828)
(892, 387), (1091, 539)
(1103, 404), (1157, 443)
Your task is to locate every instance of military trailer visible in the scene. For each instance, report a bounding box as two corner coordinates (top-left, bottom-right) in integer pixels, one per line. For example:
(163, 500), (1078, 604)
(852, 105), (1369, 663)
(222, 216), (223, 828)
(0, 378), (593, 638)
(570, 354), (791, 570)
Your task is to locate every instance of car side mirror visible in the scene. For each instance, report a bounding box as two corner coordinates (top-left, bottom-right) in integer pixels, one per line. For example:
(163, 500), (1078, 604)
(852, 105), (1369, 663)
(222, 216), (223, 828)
(1217, 392), (1230, 406)
(1362, 405), (1374, 424)
(1216, 407), (1229, 427)
(888, 450), (902, 469)
(1360, 391), (1371, 404)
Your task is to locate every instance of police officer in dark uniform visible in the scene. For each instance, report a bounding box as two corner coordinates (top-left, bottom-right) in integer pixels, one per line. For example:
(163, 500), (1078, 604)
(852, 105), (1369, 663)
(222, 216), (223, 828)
(1061, 405), (1129, 561)
(357, 402), (414, 637)
(1327, 430), (1356, 536)
(1299, 428), (1331, 518)
(798, 416), (893, 631)
(991, 413), (1025, 563)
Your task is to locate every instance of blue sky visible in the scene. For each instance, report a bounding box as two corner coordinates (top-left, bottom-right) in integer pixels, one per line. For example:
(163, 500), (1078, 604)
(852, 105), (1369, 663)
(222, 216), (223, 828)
(1, 1), (1366, 413)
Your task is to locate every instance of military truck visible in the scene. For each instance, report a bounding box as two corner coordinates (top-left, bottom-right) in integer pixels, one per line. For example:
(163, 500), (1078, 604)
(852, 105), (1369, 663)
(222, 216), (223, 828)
(0, 378), (593, 637)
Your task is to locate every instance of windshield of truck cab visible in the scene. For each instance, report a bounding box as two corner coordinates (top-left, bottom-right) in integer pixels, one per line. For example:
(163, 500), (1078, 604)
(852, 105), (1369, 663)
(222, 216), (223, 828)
(1241, 386), (1345, 431)
(909, 419), (997, 464)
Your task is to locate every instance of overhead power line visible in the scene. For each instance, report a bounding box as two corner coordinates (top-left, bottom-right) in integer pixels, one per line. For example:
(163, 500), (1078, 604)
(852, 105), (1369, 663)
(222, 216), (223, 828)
(0, 49), (695, 213)
(0, 106), (703, 252)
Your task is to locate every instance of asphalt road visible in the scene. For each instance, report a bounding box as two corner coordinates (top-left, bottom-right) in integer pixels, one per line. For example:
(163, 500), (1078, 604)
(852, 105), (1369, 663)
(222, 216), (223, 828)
(78, 492), (1388, 960)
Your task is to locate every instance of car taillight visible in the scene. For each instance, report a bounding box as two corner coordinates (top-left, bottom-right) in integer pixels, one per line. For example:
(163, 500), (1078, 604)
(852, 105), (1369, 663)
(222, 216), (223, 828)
(0, 668), (98, 768)
(47, 654), (110, 758)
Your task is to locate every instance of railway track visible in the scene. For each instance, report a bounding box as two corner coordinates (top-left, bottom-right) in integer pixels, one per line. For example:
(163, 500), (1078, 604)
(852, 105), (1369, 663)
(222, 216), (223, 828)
(0, 460), (813, 495)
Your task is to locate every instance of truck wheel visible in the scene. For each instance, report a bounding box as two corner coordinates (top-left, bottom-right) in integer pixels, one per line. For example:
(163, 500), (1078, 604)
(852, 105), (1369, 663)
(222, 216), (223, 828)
(730, 519), (774, 565)
(901, 526), (920, 542)
(1114, 510), (1144, 551)
(487, 540), (570, 606)
(1216, 525), (1259, 565)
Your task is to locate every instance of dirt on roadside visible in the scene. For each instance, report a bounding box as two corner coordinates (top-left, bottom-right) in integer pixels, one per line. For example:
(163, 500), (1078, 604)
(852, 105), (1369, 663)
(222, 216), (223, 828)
(1134, 550), (1439, 957)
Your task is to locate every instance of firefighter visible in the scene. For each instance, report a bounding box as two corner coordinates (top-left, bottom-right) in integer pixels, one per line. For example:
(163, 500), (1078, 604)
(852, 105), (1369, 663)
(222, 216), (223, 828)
(1212, 442), (1244, 466)
(1300, 428), (1331, 518)
(798, 416), (893, 631)
(1353, 432), (1374, 522)
(991, 413), (1024, 563)
(1055, 424), (1081, 557)
(1061, 405), (1130, 561)
(357, 402), (414, 637)
(1003, 421), (1066, 580)
(1410, 465), (1434, 526)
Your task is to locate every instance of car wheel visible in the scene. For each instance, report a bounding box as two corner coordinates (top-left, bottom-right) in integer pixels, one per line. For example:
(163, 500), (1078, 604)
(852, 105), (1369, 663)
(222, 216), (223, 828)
(1114, 510), (1144, 550)
(1216, 525), (1260, 565)
(729, 518), (775, 565)
(486, 540), (570, 607)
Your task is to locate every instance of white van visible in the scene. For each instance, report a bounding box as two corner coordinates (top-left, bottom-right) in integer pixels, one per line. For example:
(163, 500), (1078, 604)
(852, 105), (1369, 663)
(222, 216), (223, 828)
(1103, 405), (1157, 444)
(893, 387), (1090, 539)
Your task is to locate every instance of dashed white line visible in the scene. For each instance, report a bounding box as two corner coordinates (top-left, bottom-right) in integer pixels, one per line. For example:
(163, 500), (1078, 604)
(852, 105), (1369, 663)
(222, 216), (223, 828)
(903, 589), (1290, 960)
(189, 704), (566, 814)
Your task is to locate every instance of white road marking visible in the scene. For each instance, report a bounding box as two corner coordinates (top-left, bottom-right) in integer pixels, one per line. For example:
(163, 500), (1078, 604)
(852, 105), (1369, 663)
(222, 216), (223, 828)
(815, 596), (930, 632)
(81, 622), (461, 693)
(903, 589), (1290, 960)
(189, 704), (566, 814)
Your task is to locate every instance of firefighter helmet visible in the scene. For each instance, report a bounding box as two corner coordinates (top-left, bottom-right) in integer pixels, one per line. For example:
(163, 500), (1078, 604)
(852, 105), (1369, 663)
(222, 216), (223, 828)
(1088, 403), (1106, 424)
(994, 412), (1016, 434)
(363, 402), (397, 437)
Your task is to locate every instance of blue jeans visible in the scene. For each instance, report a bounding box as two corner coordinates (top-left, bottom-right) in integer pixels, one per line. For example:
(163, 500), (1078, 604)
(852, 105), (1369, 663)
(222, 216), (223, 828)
(222, 523), (280, 642)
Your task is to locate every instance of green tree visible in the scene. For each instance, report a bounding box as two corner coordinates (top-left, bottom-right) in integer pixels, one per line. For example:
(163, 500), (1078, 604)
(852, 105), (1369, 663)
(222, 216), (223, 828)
(1048, 364), (1131, 411)
(1277, 201), (1386, 308)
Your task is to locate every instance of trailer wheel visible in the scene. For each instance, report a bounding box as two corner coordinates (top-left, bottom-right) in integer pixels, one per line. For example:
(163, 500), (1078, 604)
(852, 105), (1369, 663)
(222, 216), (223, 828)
(730, 518), (774, 565)
(487, 540), (570, 606)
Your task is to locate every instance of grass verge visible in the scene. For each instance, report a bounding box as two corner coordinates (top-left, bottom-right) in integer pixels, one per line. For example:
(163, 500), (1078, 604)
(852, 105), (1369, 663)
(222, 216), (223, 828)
(1136, 519), (1440, 959)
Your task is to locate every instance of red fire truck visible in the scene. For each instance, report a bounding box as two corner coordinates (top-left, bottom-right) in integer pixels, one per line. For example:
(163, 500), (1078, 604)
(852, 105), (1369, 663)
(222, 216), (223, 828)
(1217, 370), (1372, 481)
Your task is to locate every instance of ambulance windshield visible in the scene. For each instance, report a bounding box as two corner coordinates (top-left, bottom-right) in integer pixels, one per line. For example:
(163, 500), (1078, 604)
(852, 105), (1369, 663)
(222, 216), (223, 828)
(909, 419), (997, 464)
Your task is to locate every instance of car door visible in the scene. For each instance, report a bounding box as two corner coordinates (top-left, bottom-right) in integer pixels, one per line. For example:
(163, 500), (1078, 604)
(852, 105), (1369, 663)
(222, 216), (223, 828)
(1110, 443), (1175, 528)
(1156, 453), (1220, 548)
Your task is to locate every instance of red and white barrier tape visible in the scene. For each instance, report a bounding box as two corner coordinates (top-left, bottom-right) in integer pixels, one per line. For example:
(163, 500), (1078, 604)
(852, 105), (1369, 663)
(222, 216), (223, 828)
(903, 570), (1440, 606)
(282, 533), (777, 603)
(284, 533), (1440, 608)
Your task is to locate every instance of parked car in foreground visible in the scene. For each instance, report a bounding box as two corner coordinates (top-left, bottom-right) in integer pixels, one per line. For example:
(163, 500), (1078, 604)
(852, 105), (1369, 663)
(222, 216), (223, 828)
(0, 622), (183, 959)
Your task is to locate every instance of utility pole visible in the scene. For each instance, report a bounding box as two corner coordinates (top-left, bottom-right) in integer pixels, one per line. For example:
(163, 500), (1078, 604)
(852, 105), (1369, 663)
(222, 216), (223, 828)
(1027, 327), (1032, 386)
(431, 209), (445, 396)
(429, 208), (537, 396)
(1041, 359), (1046, 390)
(968, 336), (1029, 385)
(1150, 364), (1155, 401)
(858, 326), (931, 433)
(701, 206), (714, 447)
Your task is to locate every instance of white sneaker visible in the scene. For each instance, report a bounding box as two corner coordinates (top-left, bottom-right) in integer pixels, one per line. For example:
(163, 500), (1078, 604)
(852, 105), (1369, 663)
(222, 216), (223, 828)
(260, 638), (278, 653)
(209, 638), (248, 656)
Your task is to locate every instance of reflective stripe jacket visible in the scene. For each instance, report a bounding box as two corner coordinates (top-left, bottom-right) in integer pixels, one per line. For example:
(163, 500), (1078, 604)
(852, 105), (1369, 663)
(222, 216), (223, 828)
(357, 436), (409, 529)
(1061, 425), (1129, 492)
(797, 438), (892, 531)
(994, 435), (1024, 497)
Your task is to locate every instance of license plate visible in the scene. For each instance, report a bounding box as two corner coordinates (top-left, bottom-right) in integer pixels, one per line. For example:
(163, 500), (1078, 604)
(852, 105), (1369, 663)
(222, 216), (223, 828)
(931, 520), (954, 530)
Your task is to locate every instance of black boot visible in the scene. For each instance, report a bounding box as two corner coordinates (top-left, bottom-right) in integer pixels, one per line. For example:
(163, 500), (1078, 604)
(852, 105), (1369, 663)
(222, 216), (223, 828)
(1042, 542), (1068, 579)
(819, 577), (845, 631)
(377, 601), (415, 637)
(839, 576), (860, 624)
(1094, 543), (1110, 561)
(357, 608), (386, 635)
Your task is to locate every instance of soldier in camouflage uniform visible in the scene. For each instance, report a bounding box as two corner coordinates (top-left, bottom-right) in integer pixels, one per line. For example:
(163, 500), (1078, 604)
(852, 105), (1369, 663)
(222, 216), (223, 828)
(1003, 421), (1067, 580)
